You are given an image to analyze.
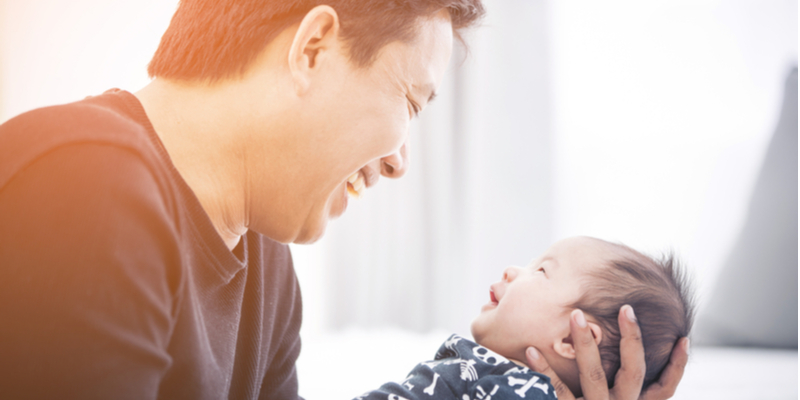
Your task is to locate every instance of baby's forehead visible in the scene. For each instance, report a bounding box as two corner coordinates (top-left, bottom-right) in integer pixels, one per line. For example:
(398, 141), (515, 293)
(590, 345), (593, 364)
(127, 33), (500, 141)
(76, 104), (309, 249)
(538, 236), (636, 270)
(547, 236), (619, 258)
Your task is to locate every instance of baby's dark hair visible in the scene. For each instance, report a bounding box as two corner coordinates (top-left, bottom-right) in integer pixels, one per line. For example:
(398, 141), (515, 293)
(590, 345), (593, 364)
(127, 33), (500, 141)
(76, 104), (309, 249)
(570, 243), (695, 390)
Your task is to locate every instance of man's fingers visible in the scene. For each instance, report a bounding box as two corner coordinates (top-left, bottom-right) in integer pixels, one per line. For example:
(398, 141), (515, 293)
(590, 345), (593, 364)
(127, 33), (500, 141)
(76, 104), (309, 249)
(641, 337), (689, 400)
(611, 305), (646, 400)
(525, 347), (577, 400)
(571, 309), (610, 400)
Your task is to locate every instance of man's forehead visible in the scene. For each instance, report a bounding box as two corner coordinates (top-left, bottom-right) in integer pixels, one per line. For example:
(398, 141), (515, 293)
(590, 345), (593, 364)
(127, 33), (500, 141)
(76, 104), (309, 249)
(370, 38), (444, 95)
(391, 12), (453, 95)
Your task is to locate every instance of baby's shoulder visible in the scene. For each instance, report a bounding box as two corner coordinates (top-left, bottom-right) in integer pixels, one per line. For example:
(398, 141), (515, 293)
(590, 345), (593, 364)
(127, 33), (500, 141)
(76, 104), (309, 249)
(418, 334), (557, 399)
(474, 366), (557, 400)
(432, 334), (513, 368)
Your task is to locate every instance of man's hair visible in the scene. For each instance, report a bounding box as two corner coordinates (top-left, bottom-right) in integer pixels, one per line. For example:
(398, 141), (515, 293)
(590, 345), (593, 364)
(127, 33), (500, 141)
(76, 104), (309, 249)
(147, 0), (485, 82)
(570, 246), (695, 390)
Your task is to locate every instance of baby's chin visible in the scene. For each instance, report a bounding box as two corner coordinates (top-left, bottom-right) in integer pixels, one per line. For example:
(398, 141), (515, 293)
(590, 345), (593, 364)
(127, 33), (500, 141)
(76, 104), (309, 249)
(470, 330), (521, 363)
(468, 319), (487, 346)
(469, 314), (540, 362)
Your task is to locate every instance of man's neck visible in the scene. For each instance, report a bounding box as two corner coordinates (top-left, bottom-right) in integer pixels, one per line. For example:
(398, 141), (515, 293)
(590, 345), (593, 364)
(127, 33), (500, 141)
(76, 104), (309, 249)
(134, 79), (248, 250)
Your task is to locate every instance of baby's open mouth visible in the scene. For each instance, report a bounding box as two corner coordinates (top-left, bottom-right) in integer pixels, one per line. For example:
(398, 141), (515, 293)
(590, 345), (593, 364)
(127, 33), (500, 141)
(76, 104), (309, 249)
(490, 290), (498, 305)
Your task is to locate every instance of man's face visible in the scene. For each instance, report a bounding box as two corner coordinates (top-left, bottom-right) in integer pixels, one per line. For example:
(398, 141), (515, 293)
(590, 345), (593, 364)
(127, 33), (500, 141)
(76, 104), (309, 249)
(470, 237), (612, 361)
(290, 10), (454, 243)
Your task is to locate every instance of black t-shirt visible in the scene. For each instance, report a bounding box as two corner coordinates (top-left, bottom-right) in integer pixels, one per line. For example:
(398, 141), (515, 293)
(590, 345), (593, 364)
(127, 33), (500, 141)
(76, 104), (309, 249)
(0, 89), (303, 400)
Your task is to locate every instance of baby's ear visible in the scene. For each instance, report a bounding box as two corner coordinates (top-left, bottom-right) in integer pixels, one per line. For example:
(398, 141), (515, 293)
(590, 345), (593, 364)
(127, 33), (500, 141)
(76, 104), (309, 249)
(553, 322), (604, 360)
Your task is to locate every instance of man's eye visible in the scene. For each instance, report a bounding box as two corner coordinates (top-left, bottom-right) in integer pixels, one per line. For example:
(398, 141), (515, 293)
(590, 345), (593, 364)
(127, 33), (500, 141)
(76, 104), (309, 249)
(407, 98), (420, 118)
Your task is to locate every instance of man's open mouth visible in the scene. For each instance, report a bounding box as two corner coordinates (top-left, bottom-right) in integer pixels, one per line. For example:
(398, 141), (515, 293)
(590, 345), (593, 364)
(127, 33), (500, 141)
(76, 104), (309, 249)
(346, 171), (365, 199)
(490, 290), (499, 305)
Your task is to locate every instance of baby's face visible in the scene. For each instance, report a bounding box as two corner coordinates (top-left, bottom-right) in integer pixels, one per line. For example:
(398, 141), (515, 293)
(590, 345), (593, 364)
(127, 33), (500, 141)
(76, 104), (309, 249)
(470, 237), (613, 361)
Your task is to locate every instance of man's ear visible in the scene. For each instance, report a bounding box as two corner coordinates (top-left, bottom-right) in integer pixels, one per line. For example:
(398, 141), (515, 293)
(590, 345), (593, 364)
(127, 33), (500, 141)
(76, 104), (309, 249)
(553, 322), (604, 359)
(288, 5), (341, 95)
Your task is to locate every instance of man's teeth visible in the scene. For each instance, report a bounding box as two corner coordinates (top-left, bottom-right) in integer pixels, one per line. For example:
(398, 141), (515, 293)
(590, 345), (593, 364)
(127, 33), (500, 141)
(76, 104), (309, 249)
(346, 172), (365, 199)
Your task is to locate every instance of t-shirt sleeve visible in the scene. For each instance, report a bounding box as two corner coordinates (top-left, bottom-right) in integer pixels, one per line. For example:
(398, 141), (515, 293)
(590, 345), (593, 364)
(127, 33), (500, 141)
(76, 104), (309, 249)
(0, 143), (181, 399)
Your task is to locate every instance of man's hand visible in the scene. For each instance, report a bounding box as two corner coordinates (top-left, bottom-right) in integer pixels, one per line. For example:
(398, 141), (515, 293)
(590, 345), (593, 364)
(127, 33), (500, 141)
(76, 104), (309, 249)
(523, 305), (689, 400)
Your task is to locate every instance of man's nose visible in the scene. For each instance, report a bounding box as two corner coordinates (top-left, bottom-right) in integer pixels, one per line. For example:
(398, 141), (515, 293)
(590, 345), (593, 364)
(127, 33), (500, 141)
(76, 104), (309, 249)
(380, 140), (409, 179)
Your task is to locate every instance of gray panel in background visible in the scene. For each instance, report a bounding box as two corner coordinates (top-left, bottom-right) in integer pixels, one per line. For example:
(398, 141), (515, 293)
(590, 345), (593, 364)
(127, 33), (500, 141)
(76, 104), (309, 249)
(696, 67), (798, 348)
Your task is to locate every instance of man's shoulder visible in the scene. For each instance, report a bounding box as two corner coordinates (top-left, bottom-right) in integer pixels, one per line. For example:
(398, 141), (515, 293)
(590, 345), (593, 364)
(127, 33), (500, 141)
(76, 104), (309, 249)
(0, 90), (184, 240)
(0, 90), (163, 188)
(0, 90), (149, 143)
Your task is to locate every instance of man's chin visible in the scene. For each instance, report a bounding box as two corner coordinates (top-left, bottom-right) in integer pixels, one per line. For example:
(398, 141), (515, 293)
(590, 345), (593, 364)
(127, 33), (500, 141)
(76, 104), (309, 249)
(329, 186), (349, 219)
(292, 228), (325, 245)
(290, 216), (329, 245)
(328, 206), (346, 220)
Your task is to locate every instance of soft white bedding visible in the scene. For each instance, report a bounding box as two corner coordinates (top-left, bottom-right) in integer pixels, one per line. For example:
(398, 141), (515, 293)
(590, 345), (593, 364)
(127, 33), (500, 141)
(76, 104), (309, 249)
(673, 345), (797, 400)
(296, 328), (798, 400)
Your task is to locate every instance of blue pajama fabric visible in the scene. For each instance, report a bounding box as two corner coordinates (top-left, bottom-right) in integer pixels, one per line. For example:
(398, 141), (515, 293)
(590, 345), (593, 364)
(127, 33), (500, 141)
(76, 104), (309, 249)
(354, 334), (558, 400)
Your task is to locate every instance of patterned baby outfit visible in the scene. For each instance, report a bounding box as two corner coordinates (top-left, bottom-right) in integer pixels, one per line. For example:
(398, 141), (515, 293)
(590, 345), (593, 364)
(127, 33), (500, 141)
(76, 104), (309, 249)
(354, 334), (558, 400)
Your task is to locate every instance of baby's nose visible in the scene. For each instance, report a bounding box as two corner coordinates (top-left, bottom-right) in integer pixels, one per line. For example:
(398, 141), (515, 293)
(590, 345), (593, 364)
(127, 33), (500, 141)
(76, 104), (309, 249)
(502, 266), (520, 282)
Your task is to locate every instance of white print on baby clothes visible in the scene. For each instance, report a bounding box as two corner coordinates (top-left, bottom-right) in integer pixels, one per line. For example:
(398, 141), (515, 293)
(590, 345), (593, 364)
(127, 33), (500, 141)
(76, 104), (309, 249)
(422, 360), (445, 370)
(459, 359), (478, 381)
(443, 358), (478, 381)
(508, 375), (550, 397)
(475, 384), (500, 400)
(472, 346), (508, 366)
(503, 366), (531, 376)
(423, 373), (440, 395)
(445, 335), (463, 350)
(402, 374), (414, 391)
(388, 395), (409, 400)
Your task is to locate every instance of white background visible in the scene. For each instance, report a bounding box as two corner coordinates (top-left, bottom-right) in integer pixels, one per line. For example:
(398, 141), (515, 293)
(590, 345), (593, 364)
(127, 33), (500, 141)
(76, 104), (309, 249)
(1, 0), (796, 398)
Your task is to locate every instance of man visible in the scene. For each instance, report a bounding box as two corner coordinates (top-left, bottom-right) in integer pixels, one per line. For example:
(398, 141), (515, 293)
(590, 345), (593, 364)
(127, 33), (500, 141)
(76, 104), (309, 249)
(0, 1), (686, 399)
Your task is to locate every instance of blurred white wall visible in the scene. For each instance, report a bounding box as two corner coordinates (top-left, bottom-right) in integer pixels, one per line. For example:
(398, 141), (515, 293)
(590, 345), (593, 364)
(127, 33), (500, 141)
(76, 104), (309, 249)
(1, 0), (796, 339)
(0, 0), (175, 122)
(547, 0), (797, 305)
(298, 0), (798, 337)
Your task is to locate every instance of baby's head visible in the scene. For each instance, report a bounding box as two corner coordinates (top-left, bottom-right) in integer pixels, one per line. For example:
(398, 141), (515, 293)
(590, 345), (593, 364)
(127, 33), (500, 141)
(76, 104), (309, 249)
(471, 236), (694, 395)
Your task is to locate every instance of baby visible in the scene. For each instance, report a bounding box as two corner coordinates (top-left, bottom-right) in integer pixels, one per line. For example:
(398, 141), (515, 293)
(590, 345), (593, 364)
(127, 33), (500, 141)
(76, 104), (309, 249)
(354, 236), (695, 400)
